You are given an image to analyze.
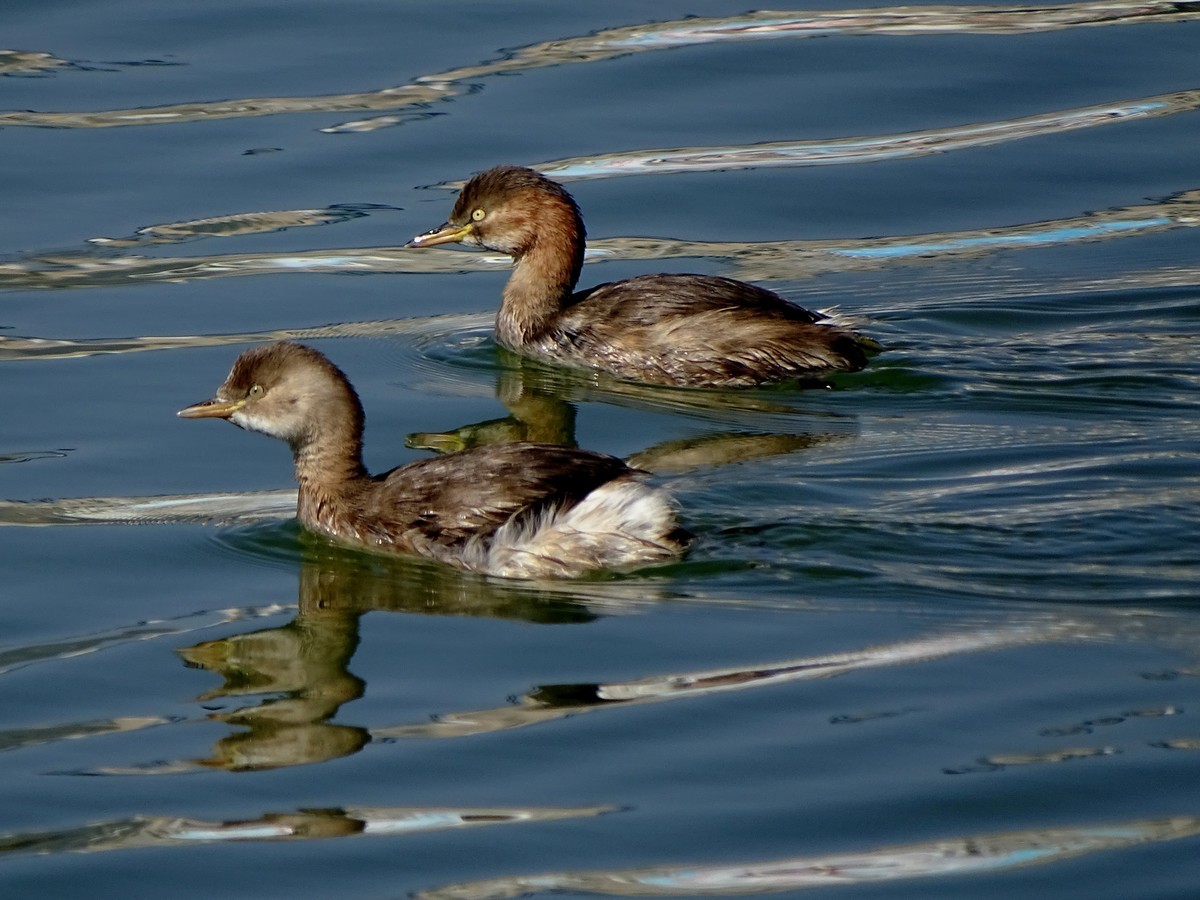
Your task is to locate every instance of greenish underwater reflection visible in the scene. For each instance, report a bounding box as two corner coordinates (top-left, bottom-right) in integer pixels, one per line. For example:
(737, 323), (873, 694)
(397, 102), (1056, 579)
(173, 538), (609, 773)
(405, 358), (850, 473)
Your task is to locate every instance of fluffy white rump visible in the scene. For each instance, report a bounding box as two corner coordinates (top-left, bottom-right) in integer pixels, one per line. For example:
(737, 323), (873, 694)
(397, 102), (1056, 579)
(475, 478), (681, 579)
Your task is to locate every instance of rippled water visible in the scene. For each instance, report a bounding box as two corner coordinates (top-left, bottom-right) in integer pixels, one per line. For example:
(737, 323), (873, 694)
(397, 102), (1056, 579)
(2, 2), (1199, 898)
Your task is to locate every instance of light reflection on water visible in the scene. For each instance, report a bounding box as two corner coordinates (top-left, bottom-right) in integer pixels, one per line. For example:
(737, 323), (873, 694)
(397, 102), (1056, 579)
(2, 2), (1194, 132)
(534, 91), (1200, 180)
(0, 187), (1194, 300)
(415, 815), (1200, 898)
(0, 803), (616, 857)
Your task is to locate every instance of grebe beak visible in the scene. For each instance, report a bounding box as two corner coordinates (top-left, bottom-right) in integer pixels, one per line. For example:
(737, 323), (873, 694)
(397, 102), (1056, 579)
(178, 397), (246, 419)
(407, 220), (474, 248)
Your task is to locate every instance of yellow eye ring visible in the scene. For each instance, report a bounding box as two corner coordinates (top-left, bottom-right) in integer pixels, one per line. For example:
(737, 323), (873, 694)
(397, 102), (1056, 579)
(471, 208), (486, 222)
(249, 384), (265, 398)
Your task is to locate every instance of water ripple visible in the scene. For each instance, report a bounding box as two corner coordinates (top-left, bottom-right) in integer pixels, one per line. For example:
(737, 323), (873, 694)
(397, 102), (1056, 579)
(0, 314), (491, 362)
(0, 804), (613, 856)
(416, 814), (1200, 898)
(0, 49), (70, 76)
(0, 490), (296, 527)
(0, 604), (290, 677)
(88, 204), (395, 247)
(534, 91), (1200, 181)
(4, 3), (1191, 132)
(1, 189), (1193, 297)
(376, 625), (1073, 740)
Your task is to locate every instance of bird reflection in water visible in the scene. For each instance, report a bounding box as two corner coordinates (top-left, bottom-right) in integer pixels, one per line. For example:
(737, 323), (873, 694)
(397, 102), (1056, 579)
(178, 540), (1058, 767)
(177, 539), (603, 772)
(406, 355), (846, 475)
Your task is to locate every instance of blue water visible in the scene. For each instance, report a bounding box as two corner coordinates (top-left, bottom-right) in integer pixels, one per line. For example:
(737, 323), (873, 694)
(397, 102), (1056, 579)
(2, 2), (1200, 898)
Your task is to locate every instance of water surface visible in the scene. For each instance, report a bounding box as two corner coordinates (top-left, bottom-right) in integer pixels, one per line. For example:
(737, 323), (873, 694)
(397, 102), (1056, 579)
(2, 2), (1199, 898)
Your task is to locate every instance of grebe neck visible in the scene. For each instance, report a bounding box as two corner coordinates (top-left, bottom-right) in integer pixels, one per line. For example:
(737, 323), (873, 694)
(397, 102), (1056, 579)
(497, 194), (585, 347)
(291, 412), (370, 497)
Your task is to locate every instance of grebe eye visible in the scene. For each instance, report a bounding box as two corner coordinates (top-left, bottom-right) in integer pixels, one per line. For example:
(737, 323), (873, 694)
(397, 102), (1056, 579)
(248, 384), (265, 398)
(471, 208), (486, 222)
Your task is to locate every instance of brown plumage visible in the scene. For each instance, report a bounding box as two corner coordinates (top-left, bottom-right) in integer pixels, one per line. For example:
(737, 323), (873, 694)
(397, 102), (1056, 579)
(178, 342), (689, 578)
(409, 165), (877, 388)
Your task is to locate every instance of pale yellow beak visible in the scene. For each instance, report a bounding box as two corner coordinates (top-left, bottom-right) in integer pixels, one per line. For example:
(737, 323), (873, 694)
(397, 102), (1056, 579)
(407, 221), (474, 248)
(177, 397), (245, 420)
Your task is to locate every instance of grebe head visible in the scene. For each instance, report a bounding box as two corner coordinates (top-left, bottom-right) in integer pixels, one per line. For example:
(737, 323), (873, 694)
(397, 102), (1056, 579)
(408, 165), (584, 258)
(178, 342), (364, 451)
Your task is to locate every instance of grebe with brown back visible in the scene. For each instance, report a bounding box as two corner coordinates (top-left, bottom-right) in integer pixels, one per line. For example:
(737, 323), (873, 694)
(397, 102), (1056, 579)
(409, 165), (876, 388)
(179, 342), (689, 578)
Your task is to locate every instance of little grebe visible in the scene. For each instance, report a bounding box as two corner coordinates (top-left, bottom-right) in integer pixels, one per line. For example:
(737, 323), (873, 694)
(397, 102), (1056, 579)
(409, 165), (876, 388)
(178, 342), (689, 578)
